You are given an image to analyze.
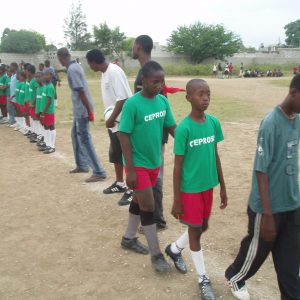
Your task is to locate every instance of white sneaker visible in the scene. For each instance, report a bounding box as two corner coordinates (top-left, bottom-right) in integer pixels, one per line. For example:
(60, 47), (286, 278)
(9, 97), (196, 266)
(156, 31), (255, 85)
(230, 284), (250, 300)
(10, 123), (17, 128)
(0, 117), (8, 124)
(14, 125), (20, 131)
(19, 127), (26, 134)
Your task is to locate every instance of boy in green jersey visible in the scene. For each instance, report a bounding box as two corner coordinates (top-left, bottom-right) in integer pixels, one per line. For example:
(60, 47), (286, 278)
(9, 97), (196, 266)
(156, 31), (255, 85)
(14, 71), (27, 134)
(166, 79), (227, 300)
(39, 69), (56, 154)
(119, 61), (176, 273)
(225, 75), (300, 300)
(0, 65), (8, 123)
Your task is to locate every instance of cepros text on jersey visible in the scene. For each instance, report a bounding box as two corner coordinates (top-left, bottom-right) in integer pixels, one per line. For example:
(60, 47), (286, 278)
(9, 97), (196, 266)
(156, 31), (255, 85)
(189, 135), (215, 148)
(144, 110), (166, 122)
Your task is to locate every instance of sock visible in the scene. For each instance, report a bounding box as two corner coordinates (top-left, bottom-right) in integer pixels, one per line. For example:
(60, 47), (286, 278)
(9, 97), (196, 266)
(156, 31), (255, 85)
(171, 230), (189, 254)
(190, 249), (206, 282)
(21, 118), (26, 129)
(124, 213), (140, 239)
(143, 224), (161, 256)
(51, 129), (56, 149)
(116, 181), (125, 187)
(45, 130), (51, 147)
(16, 117), (20, 126)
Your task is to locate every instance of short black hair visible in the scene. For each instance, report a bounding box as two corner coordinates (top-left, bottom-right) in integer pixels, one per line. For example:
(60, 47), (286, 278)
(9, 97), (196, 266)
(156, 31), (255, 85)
(24, 63), (31, 70)
(39, 63), (44, 67)
(86, 49), (105, 64)
(290, 74), (300, 91)
(135, 35), (153, 54)
(10, 62), (18, 71)
(45, 60), (50, 67)
(0, 64), (6, 72)
(141, 61), (164, 77)
(186, 79), (208, 94)
(27, 64), (36, 74)
(57, 47), (70, 58)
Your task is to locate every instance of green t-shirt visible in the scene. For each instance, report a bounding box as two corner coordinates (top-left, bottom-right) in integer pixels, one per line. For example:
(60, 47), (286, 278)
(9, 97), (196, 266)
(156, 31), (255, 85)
(15, 81), (21, 104)
(174, 114), (224, 193)
(35, 85), (44, 114)
(41, 83), (55, 114)
(5, 76), (11, 97)
(119, 92), (176, 168)
(0, 74), (8, 96)
(18, 81), (26, 105)
(29, 78), (39, 105)
(24, 81), (30, 103)
(249, 106), (300, 214)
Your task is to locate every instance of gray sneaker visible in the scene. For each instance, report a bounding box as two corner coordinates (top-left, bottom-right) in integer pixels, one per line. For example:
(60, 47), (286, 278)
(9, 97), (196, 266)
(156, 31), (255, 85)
(151, 253), (171, 273)
(121, 237), (149, 255)
(199, 275), (216, 300)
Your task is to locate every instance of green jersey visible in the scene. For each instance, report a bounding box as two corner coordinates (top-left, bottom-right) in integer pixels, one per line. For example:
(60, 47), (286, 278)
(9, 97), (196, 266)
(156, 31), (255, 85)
(174, 114), (224, 193)
(0, 74), (8, 96)
(29, 78), (39, 105)
(41, 83), (55, 114)
(24, 81), (30, 103)
(35, 85), (44, 114)
(119, 92), (176, 168)
(18, 81), (26, 105)
(15, 81), (21, 104)
(5, 76), (11, 97)
(249, 106), (300, 213)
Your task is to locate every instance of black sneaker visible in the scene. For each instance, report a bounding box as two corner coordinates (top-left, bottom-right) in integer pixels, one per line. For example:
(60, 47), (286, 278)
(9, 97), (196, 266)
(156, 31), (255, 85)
(165, 244), (187, 274)
(118, 189), (133, 206)
(43, 148), (55, 154)
(199, 275), (216, 300)
(151, 253), (171, 273)
(103, 181), (126, 194)
(121, 237), (149, 255)
(38, 145), (48, 152)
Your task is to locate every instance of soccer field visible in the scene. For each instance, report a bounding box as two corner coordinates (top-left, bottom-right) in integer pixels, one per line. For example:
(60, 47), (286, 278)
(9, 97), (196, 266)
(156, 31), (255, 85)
(0, 76), (290, 299)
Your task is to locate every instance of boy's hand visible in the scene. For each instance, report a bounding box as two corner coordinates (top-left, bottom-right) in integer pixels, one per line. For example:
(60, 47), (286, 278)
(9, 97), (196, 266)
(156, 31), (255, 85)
(260, 214), (276, 242)
(106, 117), (116, 129)
(126, 169), (137, 190)
(220, 188), (228, 209)
(40, 113), (44, 119)
(88, 111), (94, 122)
(171, 200), (183, 219)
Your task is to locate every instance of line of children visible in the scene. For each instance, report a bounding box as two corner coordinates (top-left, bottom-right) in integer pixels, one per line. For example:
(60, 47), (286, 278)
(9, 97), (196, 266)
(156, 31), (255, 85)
(1, 63), (56, 154)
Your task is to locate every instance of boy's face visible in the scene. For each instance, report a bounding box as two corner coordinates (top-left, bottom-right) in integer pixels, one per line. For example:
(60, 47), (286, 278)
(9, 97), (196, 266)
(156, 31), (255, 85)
(36, 75), (42, 85)
(186, 83), (210, 111)
(87, 60), (97, 72)
(142, 70), (165, 95)
(39, 65), (44, 71)
(290, 89), (300, 113)
(58, 55), (67, 67)
(43, 72), (51, 82)
(132, 42), (139, 59)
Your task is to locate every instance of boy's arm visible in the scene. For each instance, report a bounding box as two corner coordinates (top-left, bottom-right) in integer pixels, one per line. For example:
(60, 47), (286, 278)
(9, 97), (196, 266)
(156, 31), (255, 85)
(215, 144), (228, 209)
(118, 132), (136, 190)
(172, 155), (184, 219)
(106, 99), (126, 128)
(42, 97), (52, 115)
(167, 125), (176, 138)
(32, 96), (37, 108)
(78, 90), (93, 121)
(256, 171), (276, 241)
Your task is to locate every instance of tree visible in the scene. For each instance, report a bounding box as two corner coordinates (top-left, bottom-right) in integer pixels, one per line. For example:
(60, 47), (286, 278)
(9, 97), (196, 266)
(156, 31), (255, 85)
(64, 1), (92, 50)
(167, 22), (242, 63)
(284, 19), (300, 47)
(0, 29), (46, 53)
(93, 23), (126, 62)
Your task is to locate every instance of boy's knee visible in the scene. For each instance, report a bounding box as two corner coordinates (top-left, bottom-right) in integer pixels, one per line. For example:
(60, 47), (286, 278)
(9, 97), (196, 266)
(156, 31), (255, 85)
(140, 210), (154, 226)
(202, 220), (209, 232)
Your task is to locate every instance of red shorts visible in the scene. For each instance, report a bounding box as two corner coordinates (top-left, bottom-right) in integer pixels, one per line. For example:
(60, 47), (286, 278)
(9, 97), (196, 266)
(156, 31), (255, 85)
(126, 167), (160, 191)
(30, 107), (37, 119)
(24, 102), (30, 114)
(43, 113), (55, 126)
(19, 104), (25, 113)
(179, 189), (213, 227)
(0, 95), (7, 105)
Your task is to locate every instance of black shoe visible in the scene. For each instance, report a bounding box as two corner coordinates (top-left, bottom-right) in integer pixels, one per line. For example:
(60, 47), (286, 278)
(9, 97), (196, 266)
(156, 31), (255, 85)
(24, 131), (32, 137)
(156, 223), (167, 232)
(38, 145), (48, 151)
(30, 137), (38, 143)
(121, 237), (149, 255)
(199, 275), (216, 300)
(37, 141), (45, 147)
(69, 167), (89, 174)
(43, 148), (55, 154)
(118, 189), (133, 206)
(165, 244), (187, 274)
(151, 253), (171, 273)
(103, 181), (127, 194)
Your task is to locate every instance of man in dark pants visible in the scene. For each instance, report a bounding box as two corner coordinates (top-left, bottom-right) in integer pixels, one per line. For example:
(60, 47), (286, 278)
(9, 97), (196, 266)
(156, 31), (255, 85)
(225, 74), (300, 300)
(133, 35), (168, 230)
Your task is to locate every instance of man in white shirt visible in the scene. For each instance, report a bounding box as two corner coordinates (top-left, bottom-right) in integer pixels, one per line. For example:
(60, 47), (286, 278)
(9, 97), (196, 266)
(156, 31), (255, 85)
(86, 49), (133, 205)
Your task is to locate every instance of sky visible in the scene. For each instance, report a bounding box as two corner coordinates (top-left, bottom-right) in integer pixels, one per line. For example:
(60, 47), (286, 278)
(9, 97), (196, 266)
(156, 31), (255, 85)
(1, 0), (299, 48)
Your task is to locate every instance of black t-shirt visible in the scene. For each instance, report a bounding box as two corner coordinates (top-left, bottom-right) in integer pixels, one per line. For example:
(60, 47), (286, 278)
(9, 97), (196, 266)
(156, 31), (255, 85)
(134, 67), (169, 144)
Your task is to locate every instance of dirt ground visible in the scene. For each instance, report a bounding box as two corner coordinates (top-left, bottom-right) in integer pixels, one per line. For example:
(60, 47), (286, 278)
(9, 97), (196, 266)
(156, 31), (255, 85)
(0, 78), (286, 300)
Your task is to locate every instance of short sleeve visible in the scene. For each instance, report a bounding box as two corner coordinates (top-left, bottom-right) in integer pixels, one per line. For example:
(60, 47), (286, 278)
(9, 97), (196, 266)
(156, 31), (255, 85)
(174, 125), (187, 156)
(119, 100), (135, 134)
(69, 66), (84, 91)
(253, 121), (275, 173)
(111, 71), (132, 101)
(214, 118), (224, 143)
(46, 85), (55, 99)
(163, 98), (176, 127)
